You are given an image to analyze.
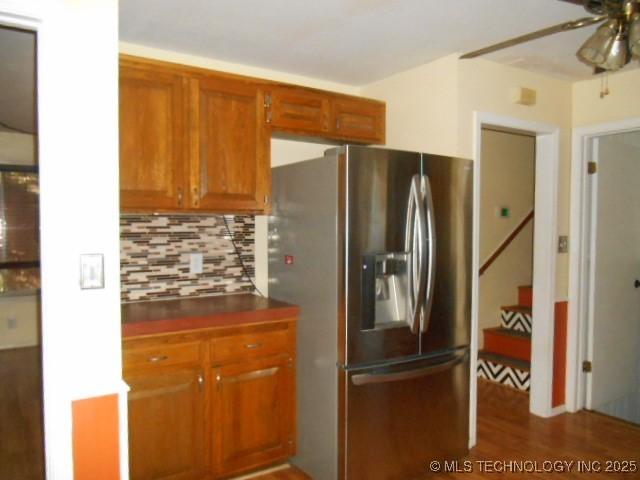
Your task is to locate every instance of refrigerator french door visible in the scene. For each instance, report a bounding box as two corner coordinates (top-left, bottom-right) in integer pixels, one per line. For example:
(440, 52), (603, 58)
(342, 350), (469, 480)
(269, 145), (473, 480)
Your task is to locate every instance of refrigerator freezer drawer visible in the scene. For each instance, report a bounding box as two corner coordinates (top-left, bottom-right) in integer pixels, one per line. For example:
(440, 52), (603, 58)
(341, 350), (469, 480)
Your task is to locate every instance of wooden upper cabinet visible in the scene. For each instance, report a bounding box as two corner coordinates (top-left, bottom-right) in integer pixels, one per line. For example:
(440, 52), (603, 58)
(267, 86), (330, 135)
(189, 76), (270, 212)
(119, 62), (187, 210)
(118, 55), (386, 213)
(267, 85), (385, 145)
(332, 97), (385, 144)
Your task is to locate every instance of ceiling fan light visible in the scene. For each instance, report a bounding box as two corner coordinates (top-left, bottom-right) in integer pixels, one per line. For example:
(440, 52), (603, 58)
(601, 33), (630, 70)
(629, 15), (640, 58)
(576, 20), (617, 66)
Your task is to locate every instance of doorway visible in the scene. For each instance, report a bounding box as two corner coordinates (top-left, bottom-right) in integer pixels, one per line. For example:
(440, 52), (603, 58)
(575, 130), (640, 425)
(470, 112), (560, 446)
(567, 118), (640, 420)
(476, 126), (536, 397)
(0, 25), (43, 480)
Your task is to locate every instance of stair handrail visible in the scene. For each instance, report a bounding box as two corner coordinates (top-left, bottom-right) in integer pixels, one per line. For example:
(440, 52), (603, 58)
(479, 209), (534, 276)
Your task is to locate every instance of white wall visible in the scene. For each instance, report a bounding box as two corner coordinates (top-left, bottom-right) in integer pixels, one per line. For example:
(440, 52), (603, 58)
(0, 0), (122, 477)
(479, 129), (535, 261)
(573, 69), (640, 127)
(361, 54), (459, 156)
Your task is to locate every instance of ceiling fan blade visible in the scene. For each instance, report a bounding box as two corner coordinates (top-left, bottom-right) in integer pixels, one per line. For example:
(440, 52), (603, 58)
(460, 16), (606, 59)
(557, 0), (585, 5)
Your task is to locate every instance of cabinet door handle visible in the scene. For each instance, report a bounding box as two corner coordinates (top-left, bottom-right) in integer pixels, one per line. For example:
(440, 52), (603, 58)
(147, 355), (168, 363)
(176, 189), (183, 207)
(245, 343), (262, 350)
(197, 373), (204, 392)
(192, 186), (199, 207)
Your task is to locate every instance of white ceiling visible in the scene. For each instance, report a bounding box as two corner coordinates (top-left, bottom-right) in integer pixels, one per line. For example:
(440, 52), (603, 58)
(118, 0), (617, 85)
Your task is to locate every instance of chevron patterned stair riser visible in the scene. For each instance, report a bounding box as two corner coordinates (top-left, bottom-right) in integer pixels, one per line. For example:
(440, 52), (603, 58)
(501, 310), (532, 334)
(477, 358), (530, 392)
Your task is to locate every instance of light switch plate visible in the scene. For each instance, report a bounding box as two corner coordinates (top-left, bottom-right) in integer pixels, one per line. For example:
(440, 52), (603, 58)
(189, 253), (204, 275)
(80, 253), (104, 289)
(558, 235), (569, 254)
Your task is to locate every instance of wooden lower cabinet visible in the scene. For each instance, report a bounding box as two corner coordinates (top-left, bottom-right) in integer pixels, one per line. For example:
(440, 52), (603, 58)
(211, 356), (295, 478)
(123, 319), (297, 480)
(127, 368), (207, 480)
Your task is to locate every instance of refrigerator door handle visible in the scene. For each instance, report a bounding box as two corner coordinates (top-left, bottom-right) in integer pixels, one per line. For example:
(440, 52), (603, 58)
(351, 350), (468, 386)
(405, 175), (427, 334)
(420, 175), (436, 335)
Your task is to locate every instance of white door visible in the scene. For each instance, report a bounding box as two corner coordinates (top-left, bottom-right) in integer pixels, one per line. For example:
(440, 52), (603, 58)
(588, 132), (640, 425)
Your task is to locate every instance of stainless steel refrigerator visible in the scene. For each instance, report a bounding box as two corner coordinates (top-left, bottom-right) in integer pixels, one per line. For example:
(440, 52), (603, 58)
(269, 145), (472, 480)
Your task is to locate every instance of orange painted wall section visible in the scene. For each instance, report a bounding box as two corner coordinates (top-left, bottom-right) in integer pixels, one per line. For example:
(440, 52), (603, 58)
(72, 394), (120, 480)
(552, 301), (568, 408)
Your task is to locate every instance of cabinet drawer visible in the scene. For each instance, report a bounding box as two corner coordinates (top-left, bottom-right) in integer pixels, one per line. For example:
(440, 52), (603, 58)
(210, 328), (290, 364)
(124, 341), (201, 372)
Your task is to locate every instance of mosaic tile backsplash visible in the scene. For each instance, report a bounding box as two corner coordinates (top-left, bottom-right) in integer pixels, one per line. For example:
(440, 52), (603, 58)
(120, 215), (255, 303)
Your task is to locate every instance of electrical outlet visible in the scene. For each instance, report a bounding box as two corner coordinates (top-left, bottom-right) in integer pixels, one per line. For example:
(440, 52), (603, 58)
(189, 253), (204, 275)
(7, 317), (17, 330)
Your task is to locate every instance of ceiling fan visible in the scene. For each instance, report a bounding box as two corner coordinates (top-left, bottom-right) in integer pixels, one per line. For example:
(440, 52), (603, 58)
(461, 0), (640, 72)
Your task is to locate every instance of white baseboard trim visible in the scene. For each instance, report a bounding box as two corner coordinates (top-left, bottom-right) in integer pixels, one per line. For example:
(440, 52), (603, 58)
(551, 404), (567, 416)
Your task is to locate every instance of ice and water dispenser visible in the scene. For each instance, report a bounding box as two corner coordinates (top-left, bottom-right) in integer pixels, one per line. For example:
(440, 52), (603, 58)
(361, 252), (408, 330)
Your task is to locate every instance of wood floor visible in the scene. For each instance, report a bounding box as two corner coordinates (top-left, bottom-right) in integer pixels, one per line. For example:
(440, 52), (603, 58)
(254, 380), (640, 480)
(0, 346), (45, 480)
(430, 380), (640, 479)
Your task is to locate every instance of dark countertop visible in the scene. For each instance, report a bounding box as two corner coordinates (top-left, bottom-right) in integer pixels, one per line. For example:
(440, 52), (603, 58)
(121, 294), (299, 338)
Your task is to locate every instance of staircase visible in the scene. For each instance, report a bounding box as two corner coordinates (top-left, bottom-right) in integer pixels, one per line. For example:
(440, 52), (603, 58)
(477, 285), (532, 392)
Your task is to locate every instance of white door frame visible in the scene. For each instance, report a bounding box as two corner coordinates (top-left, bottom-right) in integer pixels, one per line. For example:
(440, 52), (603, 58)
(470, 112), (560, 445)
(566, 117), (640, 413)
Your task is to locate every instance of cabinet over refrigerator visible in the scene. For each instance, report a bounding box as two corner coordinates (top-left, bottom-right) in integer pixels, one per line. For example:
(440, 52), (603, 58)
(269, 145), (473, 480)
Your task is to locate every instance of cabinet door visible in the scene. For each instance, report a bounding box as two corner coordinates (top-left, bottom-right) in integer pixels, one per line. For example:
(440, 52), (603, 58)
(332, 97), (385, 144)
(127, 369), (206, 480)
(119, 62), (188, 210)
(212, 356), (295, 477)
(269, 86), (330, 135)
(189, 76), (270, 212)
